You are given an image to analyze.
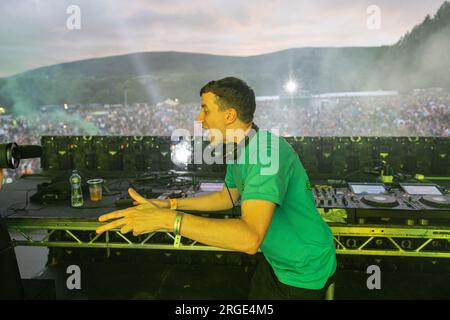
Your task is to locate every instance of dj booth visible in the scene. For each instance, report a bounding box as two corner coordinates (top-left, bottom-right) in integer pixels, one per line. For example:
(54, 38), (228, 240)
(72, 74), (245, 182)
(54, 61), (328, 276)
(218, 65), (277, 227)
(3, 190), (450, 259)
(2, 135), (450, 260)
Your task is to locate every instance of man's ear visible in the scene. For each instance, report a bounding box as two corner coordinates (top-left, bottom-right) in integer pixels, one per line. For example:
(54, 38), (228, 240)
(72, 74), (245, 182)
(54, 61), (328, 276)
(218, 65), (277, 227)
(225, 108), (238, 124)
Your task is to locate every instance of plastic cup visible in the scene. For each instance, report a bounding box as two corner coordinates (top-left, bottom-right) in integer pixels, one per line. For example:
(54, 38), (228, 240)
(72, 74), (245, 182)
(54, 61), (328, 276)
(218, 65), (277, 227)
(87, 179), (103, 202)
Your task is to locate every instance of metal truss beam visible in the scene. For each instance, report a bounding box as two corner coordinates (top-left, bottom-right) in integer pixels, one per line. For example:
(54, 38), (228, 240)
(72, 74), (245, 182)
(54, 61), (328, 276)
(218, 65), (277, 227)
(6, 219), (450, 258)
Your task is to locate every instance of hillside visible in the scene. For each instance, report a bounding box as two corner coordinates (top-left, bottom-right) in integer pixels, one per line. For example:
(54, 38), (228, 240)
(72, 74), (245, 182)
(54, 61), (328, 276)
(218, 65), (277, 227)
(0, 1), (449, 111)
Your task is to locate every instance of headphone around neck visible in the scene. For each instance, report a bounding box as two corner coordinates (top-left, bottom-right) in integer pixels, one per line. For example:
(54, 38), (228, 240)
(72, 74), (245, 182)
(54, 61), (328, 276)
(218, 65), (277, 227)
(224, 123), (259, 162)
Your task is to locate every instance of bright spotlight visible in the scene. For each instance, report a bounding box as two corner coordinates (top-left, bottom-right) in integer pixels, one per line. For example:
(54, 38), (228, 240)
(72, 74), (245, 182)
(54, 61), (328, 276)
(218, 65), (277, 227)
(171, 140), (192, 168)
(285, 81), (297, 94)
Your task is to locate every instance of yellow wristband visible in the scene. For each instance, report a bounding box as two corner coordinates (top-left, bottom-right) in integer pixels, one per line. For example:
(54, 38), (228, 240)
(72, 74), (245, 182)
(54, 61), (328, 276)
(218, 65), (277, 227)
(173, 211), (183, 236)
(169, 198), (178, 210)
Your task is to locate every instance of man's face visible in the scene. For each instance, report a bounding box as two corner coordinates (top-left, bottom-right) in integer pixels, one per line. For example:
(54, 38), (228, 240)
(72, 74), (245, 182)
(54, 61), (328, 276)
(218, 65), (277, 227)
(197, 92), (228, 144)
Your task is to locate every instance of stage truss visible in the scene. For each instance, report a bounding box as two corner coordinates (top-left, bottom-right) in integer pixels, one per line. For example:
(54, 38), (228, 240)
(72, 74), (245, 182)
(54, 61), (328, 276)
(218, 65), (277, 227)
(6, 218), (450, 258)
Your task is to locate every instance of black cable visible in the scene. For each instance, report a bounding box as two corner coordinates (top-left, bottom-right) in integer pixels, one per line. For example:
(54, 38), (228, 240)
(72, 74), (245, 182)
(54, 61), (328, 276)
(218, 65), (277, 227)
(220, 124), (258, 217)
(342, 159), (383, 180)
(5, 189), (48, 217)
(101, 184), (121, 196)
(6, 189), (31, 212)
(224, 180), (237, 217)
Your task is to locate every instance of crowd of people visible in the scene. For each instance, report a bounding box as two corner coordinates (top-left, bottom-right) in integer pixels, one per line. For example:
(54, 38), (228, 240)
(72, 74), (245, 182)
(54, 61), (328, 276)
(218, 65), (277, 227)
(294, 90), (450, 136)
(1, 89), (449, 184)
(253, 89), (450, 137)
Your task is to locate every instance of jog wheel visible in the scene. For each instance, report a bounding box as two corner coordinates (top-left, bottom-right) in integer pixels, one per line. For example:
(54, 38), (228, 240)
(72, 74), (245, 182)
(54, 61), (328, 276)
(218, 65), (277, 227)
(361, 194), (399, 207)
(420, 195), (450, 208)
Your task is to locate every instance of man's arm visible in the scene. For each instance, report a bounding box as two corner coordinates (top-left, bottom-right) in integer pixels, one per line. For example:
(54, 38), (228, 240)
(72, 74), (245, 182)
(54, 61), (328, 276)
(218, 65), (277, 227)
(97, 191), (275, 255)
(163, 199), (275, 254)
(156, 187), (240, 212)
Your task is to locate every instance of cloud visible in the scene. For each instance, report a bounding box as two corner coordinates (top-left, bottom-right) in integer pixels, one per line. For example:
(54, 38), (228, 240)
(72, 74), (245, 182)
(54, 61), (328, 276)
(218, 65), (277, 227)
(0, 0), (445, 77)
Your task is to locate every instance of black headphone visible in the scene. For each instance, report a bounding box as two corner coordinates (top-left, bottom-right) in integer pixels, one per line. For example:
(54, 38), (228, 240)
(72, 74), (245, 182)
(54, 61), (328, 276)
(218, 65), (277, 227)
(223, 123), (259, 162)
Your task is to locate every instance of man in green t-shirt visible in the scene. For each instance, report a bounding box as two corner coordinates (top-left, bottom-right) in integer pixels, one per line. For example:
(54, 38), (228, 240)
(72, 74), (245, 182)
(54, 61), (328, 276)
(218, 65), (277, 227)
(96, 77), (336, 299)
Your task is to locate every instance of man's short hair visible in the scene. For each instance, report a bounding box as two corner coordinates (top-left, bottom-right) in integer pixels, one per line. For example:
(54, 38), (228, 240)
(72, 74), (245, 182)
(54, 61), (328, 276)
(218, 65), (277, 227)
(200, 77), (256, 123)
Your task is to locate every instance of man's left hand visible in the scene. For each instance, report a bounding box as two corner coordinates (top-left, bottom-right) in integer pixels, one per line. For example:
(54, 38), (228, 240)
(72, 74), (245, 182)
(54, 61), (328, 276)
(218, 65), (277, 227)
(96, 189), (173, 236)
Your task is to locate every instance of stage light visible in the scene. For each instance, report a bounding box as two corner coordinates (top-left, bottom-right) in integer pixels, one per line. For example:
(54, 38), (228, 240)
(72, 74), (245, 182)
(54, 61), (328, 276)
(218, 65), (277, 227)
(284, 80), (297, 94)
(171, 140), (192, 167)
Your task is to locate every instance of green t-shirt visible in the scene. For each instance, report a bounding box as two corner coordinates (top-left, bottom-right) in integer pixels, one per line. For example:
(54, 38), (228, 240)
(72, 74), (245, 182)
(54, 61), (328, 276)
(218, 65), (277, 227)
(225, 130), (336, 290)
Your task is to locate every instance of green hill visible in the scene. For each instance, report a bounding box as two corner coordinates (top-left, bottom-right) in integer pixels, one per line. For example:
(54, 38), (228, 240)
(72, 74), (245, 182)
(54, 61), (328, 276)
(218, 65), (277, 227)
(0, 1), (449, 112)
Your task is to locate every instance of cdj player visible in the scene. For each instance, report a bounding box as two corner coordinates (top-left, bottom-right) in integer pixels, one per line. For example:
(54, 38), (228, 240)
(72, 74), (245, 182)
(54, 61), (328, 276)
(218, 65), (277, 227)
(349, 182), (401, 208)
(393, 183), (450, 225)
(400, 183), (450, 209)
(313, 182), (450, 225)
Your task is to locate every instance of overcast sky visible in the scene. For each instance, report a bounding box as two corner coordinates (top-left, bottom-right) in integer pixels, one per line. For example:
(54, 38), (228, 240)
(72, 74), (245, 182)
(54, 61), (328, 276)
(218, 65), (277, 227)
(0, 0), (445, 77)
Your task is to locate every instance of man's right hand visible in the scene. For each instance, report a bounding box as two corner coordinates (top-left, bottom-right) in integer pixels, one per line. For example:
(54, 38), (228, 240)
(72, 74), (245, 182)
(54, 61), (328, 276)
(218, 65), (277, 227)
(128, 188), (170, 209)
